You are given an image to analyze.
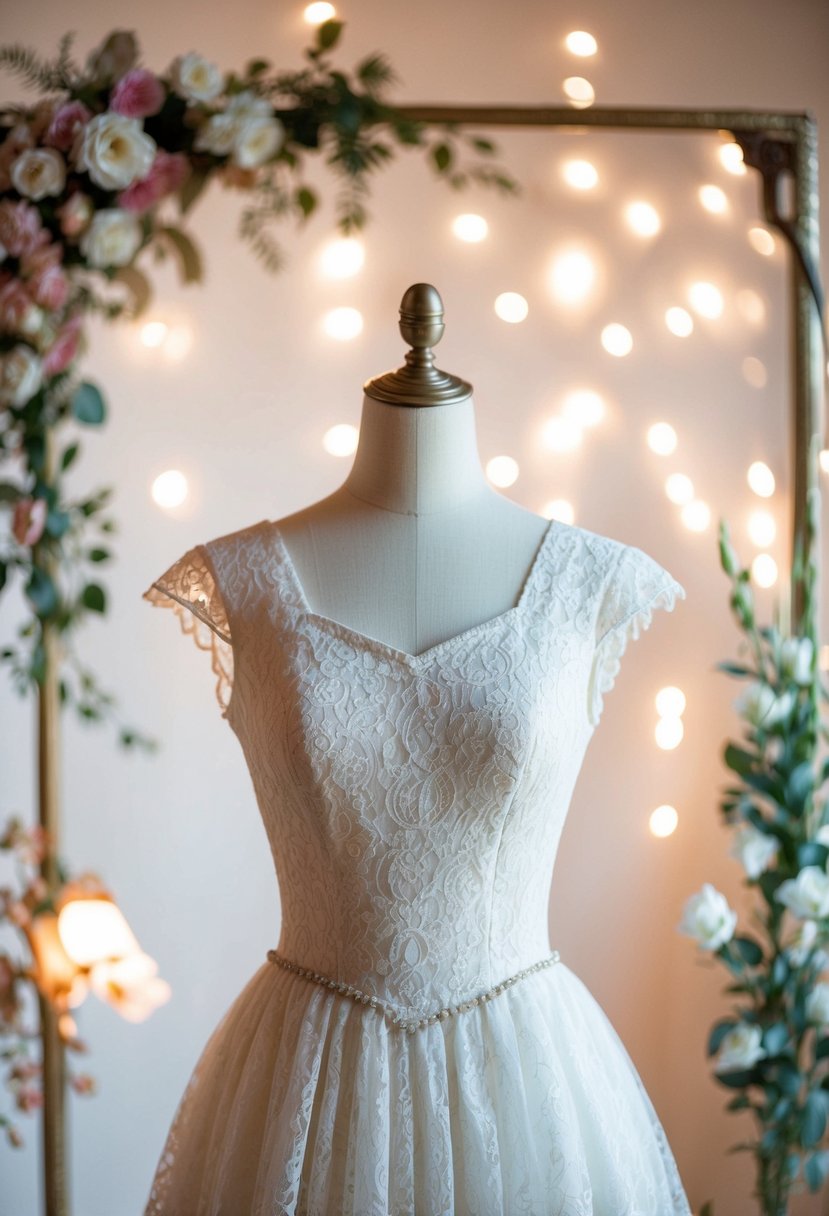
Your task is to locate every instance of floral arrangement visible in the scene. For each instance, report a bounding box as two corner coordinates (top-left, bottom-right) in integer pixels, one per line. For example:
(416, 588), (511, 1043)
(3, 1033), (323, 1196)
(679, 510), (829, 1214)
(0, 23), (518, 1164)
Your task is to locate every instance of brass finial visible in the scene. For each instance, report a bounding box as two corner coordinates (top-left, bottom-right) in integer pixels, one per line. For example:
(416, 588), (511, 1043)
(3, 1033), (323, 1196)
(363, 283), (473, 406)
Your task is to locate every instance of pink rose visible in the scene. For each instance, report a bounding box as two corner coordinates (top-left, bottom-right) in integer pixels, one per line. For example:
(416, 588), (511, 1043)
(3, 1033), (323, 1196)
(43, 101), (93, 153)
(57, 192), (93, 238)
(0, 279), (37, 333)
(11, 497), (47, 546)
(29, 99), (59, 143)
(21, 245), (68, 312)
(117, 149), (189, 213)
(110, 69), (165, 119)
(43, 313), (84, 376)
(0, 199), (50, 258)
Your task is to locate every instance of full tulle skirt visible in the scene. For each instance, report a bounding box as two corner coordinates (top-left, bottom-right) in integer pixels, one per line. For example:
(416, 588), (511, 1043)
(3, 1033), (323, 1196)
(143, 959), (692, 1216)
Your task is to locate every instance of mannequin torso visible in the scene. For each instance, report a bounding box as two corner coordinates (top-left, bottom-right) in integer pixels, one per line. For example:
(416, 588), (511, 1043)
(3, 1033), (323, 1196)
(274, 393), (551, 660)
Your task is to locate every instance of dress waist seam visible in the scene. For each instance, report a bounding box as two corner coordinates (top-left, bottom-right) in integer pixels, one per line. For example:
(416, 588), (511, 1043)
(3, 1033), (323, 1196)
(265, 948), (562, 1033)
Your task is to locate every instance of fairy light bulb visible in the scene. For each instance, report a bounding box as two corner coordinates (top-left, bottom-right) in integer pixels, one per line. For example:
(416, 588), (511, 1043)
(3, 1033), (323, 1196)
(322, 423), (359, 456)
(699, 185), (728, 214)
(656, 686), (686, 717)
(681, 500), (711, 531)
(688, 281), (724, 319)
(319, 237), (364, 278)
(565, 30), (597, 56)
(665, 473), (694, 505)
(747, 461), (775, 497)
(719, 143), (746, 176)
(649, 805), (679, 837)
(625, 202), (661, 237)
(665, 308), (693, 337)
(562, 159), (598, 190)
(486, 455), (519, 487)
(323, 307), (363, 340)
(494, 292), (529, 323)
(748, 227), (775, 256)
(563, 77), (595, 108)
(647, 423), (678, 455)
(452, 213), (488, 242)
(752, 553), (778, 587)
(601, 323), (633, 356)
(151, 470), (188, 509)
(549, 249), (596, 305)
(655, 717), (684, 750)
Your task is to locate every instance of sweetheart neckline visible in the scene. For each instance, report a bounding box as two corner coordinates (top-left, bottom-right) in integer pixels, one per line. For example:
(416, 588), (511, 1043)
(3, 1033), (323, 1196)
(258, 516), (559, 668)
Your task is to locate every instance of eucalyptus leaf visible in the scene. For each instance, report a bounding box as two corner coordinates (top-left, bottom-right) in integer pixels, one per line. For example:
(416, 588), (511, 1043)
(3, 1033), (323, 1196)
(802, 1091), (828, 1147)
(157, 226), (203, 284)
(25, 567), (57, 616)
(72, 382), (106, 426)
(81, 583), (106, 613)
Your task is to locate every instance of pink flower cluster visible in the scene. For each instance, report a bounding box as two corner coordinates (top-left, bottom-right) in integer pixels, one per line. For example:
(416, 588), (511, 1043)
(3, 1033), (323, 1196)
(118, 148), (189, 214)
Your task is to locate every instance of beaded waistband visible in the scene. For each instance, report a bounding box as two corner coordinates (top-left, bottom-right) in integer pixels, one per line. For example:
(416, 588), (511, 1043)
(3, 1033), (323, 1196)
(265, 948), (562, 1034)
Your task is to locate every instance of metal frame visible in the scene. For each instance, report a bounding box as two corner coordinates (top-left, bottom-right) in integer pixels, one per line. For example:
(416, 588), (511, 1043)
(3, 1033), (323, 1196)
(397, 104), (825, 628)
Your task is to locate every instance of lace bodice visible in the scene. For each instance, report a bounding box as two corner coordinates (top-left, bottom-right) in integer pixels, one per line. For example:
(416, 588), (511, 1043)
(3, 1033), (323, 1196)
(143, 518), (685, 1019)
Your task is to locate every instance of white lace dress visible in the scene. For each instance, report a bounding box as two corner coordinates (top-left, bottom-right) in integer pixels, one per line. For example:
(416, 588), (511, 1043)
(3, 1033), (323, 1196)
(141, 516), (692, 1216)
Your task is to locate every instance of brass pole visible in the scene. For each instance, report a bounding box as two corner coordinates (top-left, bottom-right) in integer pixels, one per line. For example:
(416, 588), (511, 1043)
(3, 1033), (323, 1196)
(37, 425), (69, 1216)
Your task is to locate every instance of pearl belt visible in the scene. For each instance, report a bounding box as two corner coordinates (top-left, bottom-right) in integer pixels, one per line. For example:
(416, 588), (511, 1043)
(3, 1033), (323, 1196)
(265, 948), (562, 1034)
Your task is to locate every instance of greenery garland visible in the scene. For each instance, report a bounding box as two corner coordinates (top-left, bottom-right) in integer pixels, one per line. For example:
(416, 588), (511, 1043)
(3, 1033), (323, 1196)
(0, 22), (518, 1150)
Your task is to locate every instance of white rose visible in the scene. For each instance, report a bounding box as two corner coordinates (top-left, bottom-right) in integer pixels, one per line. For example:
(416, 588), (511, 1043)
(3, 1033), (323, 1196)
(193, 112), (238, 156)
(714, 1023), (766, 1073)
(0, 344), (43, 406)
(735, 681), (795, 729)
(780, 636), (814, 685)
(678, 883), (738, 951)
(806, 982), (829, 1025)
(231, 114), (284, 168)
(169, 52), (224, 104)
(73, 112), (156, 190)
(79, 208), (142, 268)
(19, 302), (45, 338)
(776, 866), (829, 919)
(225, 89), (273, 121)
(817, 826), (829, 847)
(10, 148), (66, 200)
(730, 824), (779, 880)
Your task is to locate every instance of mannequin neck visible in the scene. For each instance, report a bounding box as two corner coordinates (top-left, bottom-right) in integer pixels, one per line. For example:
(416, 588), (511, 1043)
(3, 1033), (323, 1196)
(341, 394), (490, 516)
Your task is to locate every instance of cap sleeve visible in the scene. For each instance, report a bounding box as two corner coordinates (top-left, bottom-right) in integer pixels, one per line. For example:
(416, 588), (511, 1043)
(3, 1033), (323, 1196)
(587, 543), (685, 728)
(142, 542), (233, 718)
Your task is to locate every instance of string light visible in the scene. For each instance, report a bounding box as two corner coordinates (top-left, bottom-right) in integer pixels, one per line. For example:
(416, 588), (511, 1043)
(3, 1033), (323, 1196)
(140, 321), (167, 348)
(747, 461), (775, 497)
(562, 389), (605, 427)
(486, 455), (519, 487)
(748, 227), (775, 256)
(655, 717), (684, 749)
(665, 307), (693, 337)
(656, 686), (686, 717)
(565, 30), (598, 56)
(719, 143), (746, 176)
(752, 554), (778, 587)
(544, 498), (575, 524)
(319, 237), (364, 278)
(688, 281), (724, 319)
(562, 159), (598, 190)
(647, 422), (678, 455)
(625, 202), (661, 237)
(494, 292), (529, 323)
(151, 470), (188, 509)
(665, 473), (694, 505)
(601, 323), (633, 356)
(748, 509), (776, 547)
(649, 805), (679, 838)
(699, 185), (728, 214)
(304, 2), (336, 23)
(323, 306), (363, 340)
(322, 423), (359, 457)
(540, 416), (582, 452)
(452, 213), (489, 242)
(681, 500), (711, 531)
(549, 249), (597, 305)
(563, 77), (595, 108)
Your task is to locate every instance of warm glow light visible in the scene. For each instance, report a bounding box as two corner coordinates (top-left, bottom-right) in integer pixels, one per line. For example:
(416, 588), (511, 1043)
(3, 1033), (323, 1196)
(494, 292), (529, 323)
(736, 288), (766, 325)
(719, 142), (746, 176)
(541, 416), (583, 452)
(322, 423), (359, 457)
(820, 450), (829, 474)
(562, 389), (605, 427)
(601, 322), (633, 356)
(748, 227), (776, 256)
(140, 320), (168, 348)
(625, 201), (661, 237)
(747, 461), (775, 497)
(88, 952), (172, 1023)
(647, 422), (678, 455)
(161, 323), (194, 362)
(665, 472), (694, 505)
(742, 356), (767, 388)
(681, 499), (711, 531)
(562, 159), (598, 190)
(752, 553), (778, 587)
(688, 281), (724, 319)
(486, 455), (519, 487)
(323, 306), (363, 340)
(563, 76), (595, 108)
(649, 804), (679, 838)
(452, 213), (489, 242)
(665, 307), (694, 337)
(748, 509), (776, 547)
(699, 184), (729, 214)
(57, 898), (141, 968)
(304, 2), (336, 23)
(545, 498), (576, 524)
(151, 469), (188, 509)
(549, 249), (596, 305)
(655, 716), (684, 750)
(656, 686), (686, 717)
(565, 30), (598, 56)
(319, 236), (364, 278)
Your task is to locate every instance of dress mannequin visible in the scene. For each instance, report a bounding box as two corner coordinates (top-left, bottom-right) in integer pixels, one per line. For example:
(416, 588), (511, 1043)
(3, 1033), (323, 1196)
(274, 282), (551, 660)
